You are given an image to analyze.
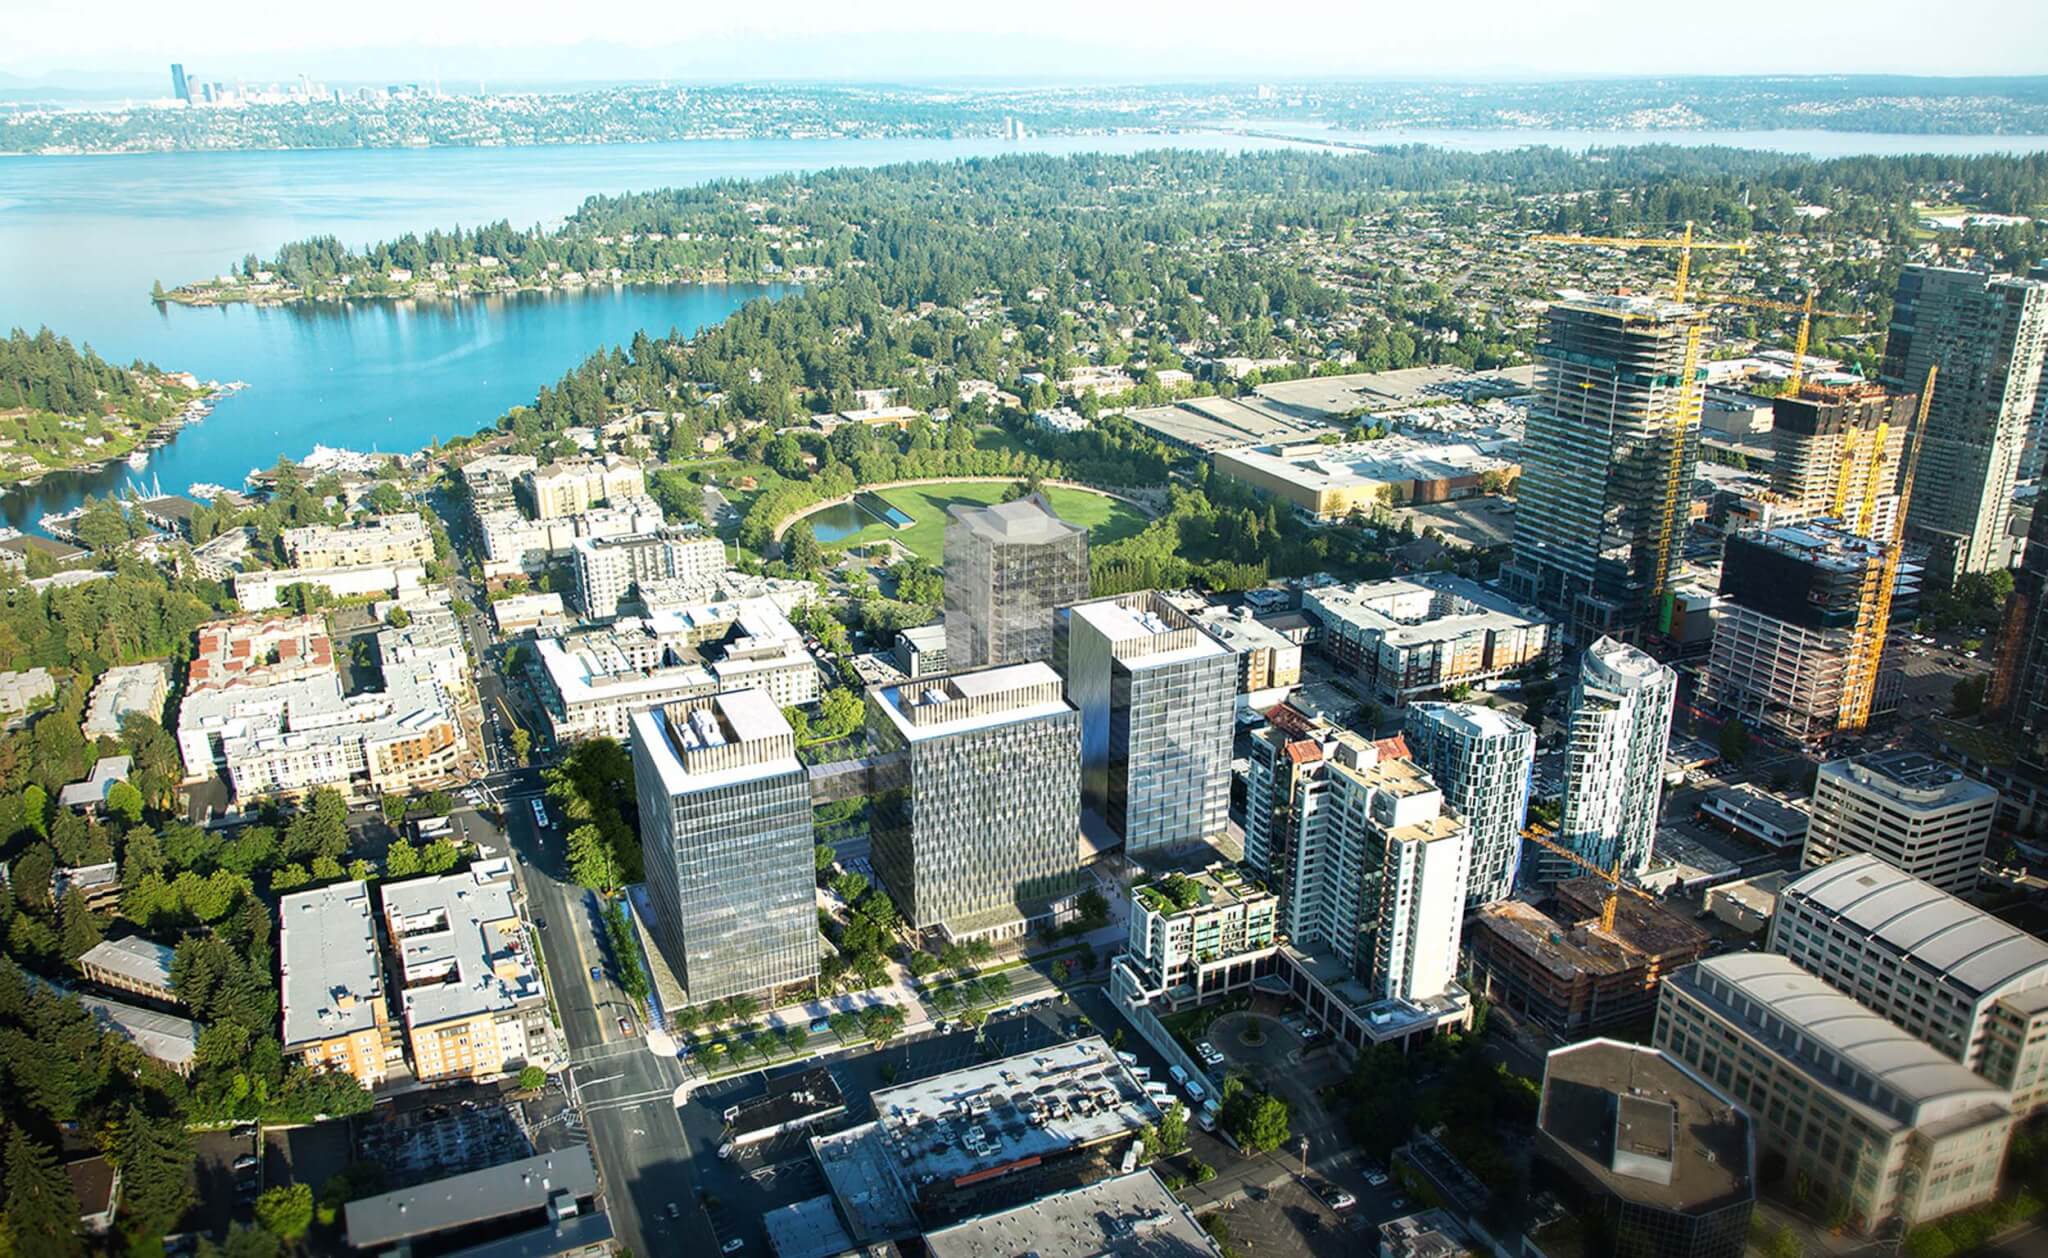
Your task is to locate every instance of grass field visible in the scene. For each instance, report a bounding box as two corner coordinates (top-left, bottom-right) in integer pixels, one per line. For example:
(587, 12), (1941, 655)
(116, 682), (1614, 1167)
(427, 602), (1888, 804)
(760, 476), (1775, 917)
(811, 481), (1149, 562)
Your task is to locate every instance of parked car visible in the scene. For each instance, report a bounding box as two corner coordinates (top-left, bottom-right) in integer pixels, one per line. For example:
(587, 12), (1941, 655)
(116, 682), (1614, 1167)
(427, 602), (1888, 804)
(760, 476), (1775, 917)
(231, 1154), (259, 1172)
(722, 1239), (745, 1254)
(618, 1016), (635, 1037)
(1366, 1170), (1391, 1188)
(1316, 1183), (1357, 1211)
(590, 965), (603, 980)
(666, 1203), (681, 1219)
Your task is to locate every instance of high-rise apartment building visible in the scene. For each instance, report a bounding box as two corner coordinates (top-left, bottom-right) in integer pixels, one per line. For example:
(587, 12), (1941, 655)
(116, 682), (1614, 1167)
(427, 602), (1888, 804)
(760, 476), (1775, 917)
(1802, 751), (1999, 894)
(1881, 265), (2048, 585)
(1705, 523), (1912, 744)
(1504, 295), (1709, 640)
(1550, 636), (1676, 880)
(572, 529), (727, 619)
(1766, 385), (1916, 539)
(1053, 592), (1234, 854)
(1403, 701), (1534, 908)
(1991, 503), (2048, 775)
(942, 494), (1088, 669)
(631, 691), (818, 1004)
(1655, 954), (2014, 1232)
(866, 663), (1082, 938)
(1773, 854), (2048, 1115)
(170, 64), (190, 103)
(1241, 704), (1331, 888)
(1268, 731), (1471, 1002)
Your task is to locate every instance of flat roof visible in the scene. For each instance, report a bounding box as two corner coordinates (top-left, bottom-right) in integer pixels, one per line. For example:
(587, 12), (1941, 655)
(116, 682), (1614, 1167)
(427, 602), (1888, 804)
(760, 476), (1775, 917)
(1781, 854), (2048, 1000)
(1406, 701), (1533, 742)
(1583, 635), (1675, 688)
(947, 495), (1085, 546)
(344, 1146), (600, 1249)
(1540, 1038), (1753, 1216)
(762, 1195), (855, 1258)
(380, 867), (543, 1030)
(871, 661), (1072, 743)
(77, 935), (175, 989)
(727, 1067), (845, 1139)
(1124, 396), (1321, 452)
(1823, 751), (1996, 810)
(1702, 785), (1810, 836)
(1067, 598), (1230, 671)
(924, 1170), (1222, 1258)
(632, 689), (802, 798)
(869, 1036), (1156, 1187)
(1677, 955), (2009, 1126)
(1305, 573), (1551, 650)
(280, 880), (383, 1049)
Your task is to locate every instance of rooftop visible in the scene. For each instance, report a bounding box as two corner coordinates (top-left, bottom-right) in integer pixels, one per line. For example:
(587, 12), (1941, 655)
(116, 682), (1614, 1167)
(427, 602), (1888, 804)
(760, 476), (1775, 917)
(724, 1067), (845, 1141)
(57, 756), (132, 810)
(1741, 522), (1889, 574)
(1066, 595), (1230, 672)
(1540, 1038), (1753, 1216)
(872, 661), (1072, 742)
(1781, 854), (2048, 1000)
(1216, 435), (1516, 495)
(82, 661), (167, 738)
(633, 689), (801, 797)
(869, 1036), (1156, 1188)
(343, 1146), (600, 1249)
(1823, 751), (1996, 810)
(1378, 1209), (1479, 1258)
(1407, 701), (1533, 741)
(280, 880), (384, 1049)
(923, 1170), (1222, 1258)
(380, 864), (543, 1031)
(1134, 865), (1274, 917)
(1676, 955), (2010, 1127)
(77, 935), (175, 990)
(762, 1195), (857, 1258)
(1583, 635), (1674, 689)
(1305, 573), (1551, 650)
(187, 614), (335, 692)
(947, 494), (1086, 546)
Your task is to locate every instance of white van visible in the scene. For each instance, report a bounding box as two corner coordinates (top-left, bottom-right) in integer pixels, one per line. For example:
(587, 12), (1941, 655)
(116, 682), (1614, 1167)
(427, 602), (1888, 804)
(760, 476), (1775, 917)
(1186, 1079), (1207, 1104)
(1169, 1065), (1188, 1087)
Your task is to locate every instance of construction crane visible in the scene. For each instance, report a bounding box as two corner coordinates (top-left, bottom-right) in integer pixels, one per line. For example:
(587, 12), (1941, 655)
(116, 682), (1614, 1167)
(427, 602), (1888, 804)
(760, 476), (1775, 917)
(1838, 365), (1937, 735)
(1530, 220), (1752, 302)
(1694, 290), (1869, 395)
(1521, 827), (1660, 935)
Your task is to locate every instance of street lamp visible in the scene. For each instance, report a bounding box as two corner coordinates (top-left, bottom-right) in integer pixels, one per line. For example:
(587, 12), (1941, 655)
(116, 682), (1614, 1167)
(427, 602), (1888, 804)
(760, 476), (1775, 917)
(1297, 1136), (1309, 1177)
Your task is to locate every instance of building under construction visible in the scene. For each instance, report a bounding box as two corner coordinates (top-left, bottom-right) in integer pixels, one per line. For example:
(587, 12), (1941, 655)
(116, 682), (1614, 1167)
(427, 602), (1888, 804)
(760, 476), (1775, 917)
(1704, 522), (1917, 744)
(1504, 295), (1709, 642)
(1766, 384), (1917, 539)
(1464, 877), (1711, 1037)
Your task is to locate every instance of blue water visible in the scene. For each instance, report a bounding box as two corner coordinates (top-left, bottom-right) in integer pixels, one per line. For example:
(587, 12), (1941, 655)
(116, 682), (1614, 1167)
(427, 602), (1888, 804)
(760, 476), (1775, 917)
(3, 124), (2042, 530)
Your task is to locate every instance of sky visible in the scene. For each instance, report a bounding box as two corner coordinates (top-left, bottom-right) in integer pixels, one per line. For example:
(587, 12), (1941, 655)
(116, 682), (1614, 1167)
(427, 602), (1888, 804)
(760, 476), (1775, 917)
(7, 0), (2048, 86)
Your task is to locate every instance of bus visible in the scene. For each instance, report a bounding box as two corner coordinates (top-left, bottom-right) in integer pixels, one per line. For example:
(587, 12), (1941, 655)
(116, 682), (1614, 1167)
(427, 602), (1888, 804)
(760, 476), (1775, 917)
(531, 799), (549, 831)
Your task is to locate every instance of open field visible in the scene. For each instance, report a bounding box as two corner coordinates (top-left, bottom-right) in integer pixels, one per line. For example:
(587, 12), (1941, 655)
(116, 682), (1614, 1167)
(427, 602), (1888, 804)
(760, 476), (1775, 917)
(813, 480), (1148, 562)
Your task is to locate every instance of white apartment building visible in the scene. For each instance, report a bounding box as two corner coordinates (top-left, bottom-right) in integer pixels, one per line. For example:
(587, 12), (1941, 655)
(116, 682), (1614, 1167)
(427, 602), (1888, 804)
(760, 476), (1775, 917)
(1655, 954), (2014, 1231)
(83, 661), (169, 740)
(535, 599), (818, 744)
(234, 560), (429, 612)
(1774, 854), (2048, 1114)
(476, 496), (665, 579)
(1403, 701), (1534, 909)
(572, 529), (727, 619)
(1549, 636), (1676, 880)
(522, 455), (646, 519)
(1304, 573), (1556, 706)
(1281, 732), (1471, 1004)
(1114, 864), (1279, 1010)
(1803, 751), (1999, 894)
(281, 512), (435, 569)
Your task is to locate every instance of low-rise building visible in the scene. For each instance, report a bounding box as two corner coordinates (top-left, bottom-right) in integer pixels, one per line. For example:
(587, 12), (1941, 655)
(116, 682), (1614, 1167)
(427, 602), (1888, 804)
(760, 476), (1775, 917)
(1191, 605), (1304, 695)
(280, 880), (393, 1089)
(1773, 853), (2048, 1115)
(1465, 878), (1711, 1037)
(190, 526), (259, 581)
(77, 936), (179, 1005)
(1655, 954), (2013, 1231)
(812, 1037), (1157, 1237)
(491, 591), (569, 636)
(380, 863), (549, 1083)
(1536, 1038), (1755, 1258)
(1378, 1210), (1479, 1258)
(893, 622), (949, 679)
(281, 512), (435, 569)
(53, 860), (122, 913)
(536, 599), (819, 744)
(1214, 436), (1518, 521)
(1802, 751), (1999, 893)
(342, 1146), (609, 1256)
(1704, 870), (1790, 934)
(234, 560), (429, 612)
(1304, 574), (1555, 705)
(522, 455), (645, 519)
(1112, 864), (1279, 1010)
(923, 1170), (1223, 1258)
(83, 662), (169, 740)
(0, 666), (55, 715)
(1699, 784), (1810, 850)
(57, 756), (132, 813)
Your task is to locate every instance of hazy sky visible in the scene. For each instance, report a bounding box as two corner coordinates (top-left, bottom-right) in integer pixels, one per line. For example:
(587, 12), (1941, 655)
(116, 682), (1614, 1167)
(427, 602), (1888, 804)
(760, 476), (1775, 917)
(8, 0), (2048, 84)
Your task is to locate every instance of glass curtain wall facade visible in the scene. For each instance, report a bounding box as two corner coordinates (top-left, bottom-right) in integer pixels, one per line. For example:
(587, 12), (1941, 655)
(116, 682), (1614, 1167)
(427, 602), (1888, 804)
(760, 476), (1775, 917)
(1404, 702), (1535, 908)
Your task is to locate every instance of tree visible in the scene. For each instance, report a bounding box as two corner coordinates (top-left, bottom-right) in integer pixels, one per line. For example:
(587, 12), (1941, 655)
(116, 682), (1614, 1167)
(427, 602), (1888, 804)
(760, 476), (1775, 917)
(58, 887), (103, 961)
(384, 837), (422, 879)
(1953, 675), (1989, 717)
(253, 1183), (314, 1240)
(814, 842), (836, 873)
(112, 1103), (195, 1239)
(103, 779), (145, 825)
(517, 1065), (548, 1091)
(784, 521), (824, 574)
(5, 1128), (84, 1258)
(201, 1224), (283, 1258)
(1158, 1102), (1190, 1154)
(566, 824), (620, 892)
(510, 726), (531, 764)
(420, 838), (460, 874)
(830, 871), (869, 904)
(1717, 717), (1750, 766)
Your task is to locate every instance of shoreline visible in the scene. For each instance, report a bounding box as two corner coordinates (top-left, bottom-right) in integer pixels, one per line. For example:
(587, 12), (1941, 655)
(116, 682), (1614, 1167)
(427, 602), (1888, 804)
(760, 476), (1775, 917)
(160, 270), (750, 309)
(0, 381), (239, 492)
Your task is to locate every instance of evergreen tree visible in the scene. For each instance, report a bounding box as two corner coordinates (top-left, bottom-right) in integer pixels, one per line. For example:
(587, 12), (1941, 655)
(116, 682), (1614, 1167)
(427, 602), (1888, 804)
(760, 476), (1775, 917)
(5, 1128), (84, 1258)
(111, 1104), (195, 1238)
(57, 888), (102, 962)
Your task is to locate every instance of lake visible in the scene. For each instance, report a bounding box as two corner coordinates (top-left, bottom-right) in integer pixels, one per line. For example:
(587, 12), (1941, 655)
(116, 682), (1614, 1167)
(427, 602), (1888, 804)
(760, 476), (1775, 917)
(4, 124), (2044, 530)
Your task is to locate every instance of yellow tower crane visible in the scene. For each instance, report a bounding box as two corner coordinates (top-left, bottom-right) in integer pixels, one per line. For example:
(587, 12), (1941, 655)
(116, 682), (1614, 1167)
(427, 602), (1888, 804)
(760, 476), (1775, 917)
(1693, 290), (1869, 395)
(1530, 220), (1752, 302)
(1521, 827), (1660, 935)
(1837, 365), (1937, 735)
